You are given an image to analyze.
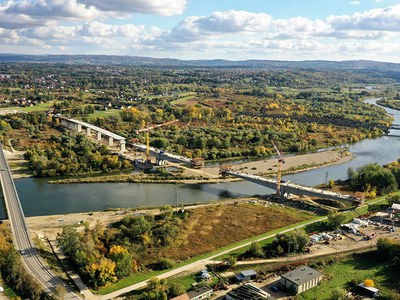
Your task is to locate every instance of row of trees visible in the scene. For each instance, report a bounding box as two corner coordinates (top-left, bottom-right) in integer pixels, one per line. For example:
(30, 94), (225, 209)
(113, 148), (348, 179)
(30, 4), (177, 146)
(0, 224), (43, 299)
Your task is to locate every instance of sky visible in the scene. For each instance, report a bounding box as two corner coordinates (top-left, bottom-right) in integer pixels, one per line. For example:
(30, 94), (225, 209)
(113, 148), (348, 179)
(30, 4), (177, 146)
(1, 0), (400, 62)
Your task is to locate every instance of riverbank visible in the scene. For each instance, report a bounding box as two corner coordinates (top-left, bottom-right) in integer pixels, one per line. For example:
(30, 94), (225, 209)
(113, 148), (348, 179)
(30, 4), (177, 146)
(3, 149), (32, 179)
(48, 148), (353, 184)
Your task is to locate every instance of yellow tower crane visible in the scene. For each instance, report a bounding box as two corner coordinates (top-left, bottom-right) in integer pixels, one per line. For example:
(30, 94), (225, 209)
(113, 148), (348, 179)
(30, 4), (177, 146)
(271, 140), (285, 197)
(135, 119), (179, 164)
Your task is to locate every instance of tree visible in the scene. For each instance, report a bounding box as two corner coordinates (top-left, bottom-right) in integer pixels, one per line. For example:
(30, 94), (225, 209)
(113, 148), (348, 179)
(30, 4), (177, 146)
(168, 283), (185, 298)
(54, 284), (67, 300)
(387, 194), (400, 205)
(57, 226), (82, 256)
(87, 257), (117, 287)
(363, 279), (375, 287)
(108, 245), (133, 278)
(328, 179), (335, 189)
(327, 211), (346, 229)
(248, 242), (264, 258)
(330, 288), (346, 300)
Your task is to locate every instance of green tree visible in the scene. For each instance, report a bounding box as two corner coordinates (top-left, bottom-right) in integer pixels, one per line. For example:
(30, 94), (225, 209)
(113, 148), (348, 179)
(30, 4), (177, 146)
(327, 211), (346, 229)
(248, 242), (264, 258)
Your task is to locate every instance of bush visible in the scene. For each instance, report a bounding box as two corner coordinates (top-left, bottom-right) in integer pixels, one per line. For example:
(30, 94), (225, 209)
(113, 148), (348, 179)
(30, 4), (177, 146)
(152, 258), (175, 270)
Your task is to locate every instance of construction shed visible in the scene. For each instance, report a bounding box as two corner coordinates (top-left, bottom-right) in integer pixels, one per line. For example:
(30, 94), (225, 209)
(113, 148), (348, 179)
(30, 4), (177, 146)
(279, 265), (322, 294)
(225, 283), (271, 300)
(235, 269), (257, 282)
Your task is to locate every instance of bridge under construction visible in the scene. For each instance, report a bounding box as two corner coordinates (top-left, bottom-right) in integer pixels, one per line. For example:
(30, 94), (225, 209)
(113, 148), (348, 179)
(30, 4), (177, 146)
(221, 169), (361, 203)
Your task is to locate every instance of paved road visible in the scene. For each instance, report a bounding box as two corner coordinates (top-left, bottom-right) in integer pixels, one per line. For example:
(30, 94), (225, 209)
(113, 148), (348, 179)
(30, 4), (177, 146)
(0, 144), (80, 299)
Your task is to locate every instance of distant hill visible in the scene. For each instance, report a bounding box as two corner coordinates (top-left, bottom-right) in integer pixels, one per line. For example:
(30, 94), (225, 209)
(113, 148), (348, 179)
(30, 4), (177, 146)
(1, 53), (400, 71)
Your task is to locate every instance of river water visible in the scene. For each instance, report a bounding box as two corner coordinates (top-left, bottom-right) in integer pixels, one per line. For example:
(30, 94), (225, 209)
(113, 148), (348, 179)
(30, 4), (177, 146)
(1, 98), (399, 218)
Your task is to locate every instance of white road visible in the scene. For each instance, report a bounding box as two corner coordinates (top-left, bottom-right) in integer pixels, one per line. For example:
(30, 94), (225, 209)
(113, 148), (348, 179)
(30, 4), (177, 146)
(0, 144), (80, 299)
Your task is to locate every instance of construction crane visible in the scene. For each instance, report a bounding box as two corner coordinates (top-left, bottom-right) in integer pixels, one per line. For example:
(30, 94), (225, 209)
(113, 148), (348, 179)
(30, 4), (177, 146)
(271, 140), (285, 197)
(135, 119), (178, 164)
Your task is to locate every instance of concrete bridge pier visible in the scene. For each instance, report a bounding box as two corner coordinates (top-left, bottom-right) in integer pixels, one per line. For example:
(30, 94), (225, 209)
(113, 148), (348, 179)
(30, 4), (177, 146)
(108, 137), (114, 146)
(86, 128), (91, 136)
(120, 141), (126, 152)
(77, 124), (82, 133)
(97, 132), (102, 141)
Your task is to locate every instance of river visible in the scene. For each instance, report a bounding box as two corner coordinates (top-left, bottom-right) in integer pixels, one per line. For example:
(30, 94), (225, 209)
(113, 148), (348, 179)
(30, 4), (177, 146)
(1, 98), (399, 218)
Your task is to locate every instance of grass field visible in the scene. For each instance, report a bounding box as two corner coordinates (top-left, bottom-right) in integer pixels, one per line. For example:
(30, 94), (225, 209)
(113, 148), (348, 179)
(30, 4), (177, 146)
(87, 109), (121, 119)
(171, 93), (197, 105)
(300, 252), (400, 300)
(159, 204), (313, 260)
(0, 102), (54, 113)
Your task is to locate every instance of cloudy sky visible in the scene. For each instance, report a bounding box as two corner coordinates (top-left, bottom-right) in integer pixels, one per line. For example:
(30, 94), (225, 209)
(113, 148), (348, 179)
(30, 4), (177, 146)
(1, 0), (400, 62)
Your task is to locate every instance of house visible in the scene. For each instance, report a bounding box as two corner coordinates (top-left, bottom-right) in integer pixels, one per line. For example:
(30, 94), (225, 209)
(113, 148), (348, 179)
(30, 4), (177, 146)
(235, 269), (257, 282)
(279, 265), (323, 294)
(225, 283), (271, 300)
(171, 285), (213, 300)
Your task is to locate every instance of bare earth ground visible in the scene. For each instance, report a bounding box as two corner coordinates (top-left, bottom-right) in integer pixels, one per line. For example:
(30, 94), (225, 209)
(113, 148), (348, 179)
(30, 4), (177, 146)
(182, 149), (352, 178)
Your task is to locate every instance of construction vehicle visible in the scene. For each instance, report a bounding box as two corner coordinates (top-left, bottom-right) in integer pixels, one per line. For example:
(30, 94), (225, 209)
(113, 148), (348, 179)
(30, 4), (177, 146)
(134, 120), (178, 166)
(271, 140), (285, 197)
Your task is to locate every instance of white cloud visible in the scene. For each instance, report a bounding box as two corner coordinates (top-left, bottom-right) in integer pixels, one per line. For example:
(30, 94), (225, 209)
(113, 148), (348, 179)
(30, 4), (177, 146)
(1, 4), (400, 62)
(79, 0), (187, 16)
(3, 0), (101, 20)
(0, 0), (187, 29)
(328, 4), (400, 31)
(349, 1), (361, 5)
(164, 10), (272, 42)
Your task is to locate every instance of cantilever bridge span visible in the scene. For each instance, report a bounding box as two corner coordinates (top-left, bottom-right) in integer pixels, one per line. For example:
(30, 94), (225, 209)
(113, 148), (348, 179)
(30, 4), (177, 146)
(222, 169), (359, 203)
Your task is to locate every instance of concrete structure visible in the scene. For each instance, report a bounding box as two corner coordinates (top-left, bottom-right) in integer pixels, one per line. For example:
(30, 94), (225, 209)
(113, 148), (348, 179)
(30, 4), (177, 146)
(171, 286), (213, 300)
(130, 142), (192, 165)
(279, 265), (322, 294)
(226, 283), (271, 300)
(60, 117), (126, 152)
(235, 269), (257, 282)
(223, 170), (360, 203)
(0, 144), (80, 299)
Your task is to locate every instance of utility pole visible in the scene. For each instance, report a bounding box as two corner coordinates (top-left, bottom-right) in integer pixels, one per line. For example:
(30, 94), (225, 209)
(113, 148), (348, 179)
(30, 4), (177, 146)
(175, 186), (179, 213)
(325, 171), (329, 188)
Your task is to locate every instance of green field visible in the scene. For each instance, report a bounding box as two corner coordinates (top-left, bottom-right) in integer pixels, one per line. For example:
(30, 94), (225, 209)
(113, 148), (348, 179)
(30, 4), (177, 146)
(87, 109), (121, 119)
(0, 102), (54, 113)
(300, 252), (400, 300)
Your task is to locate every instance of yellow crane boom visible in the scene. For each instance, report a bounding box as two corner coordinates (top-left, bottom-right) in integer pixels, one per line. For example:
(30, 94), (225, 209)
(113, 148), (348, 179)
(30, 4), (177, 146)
(135, 119), (179, 163)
